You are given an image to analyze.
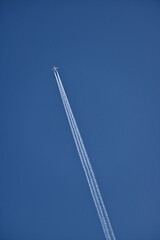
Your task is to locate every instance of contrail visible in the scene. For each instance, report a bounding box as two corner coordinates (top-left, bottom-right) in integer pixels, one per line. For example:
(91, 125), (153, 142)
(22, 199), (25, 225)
(53, 69), (116, 240)
(54, 72), (111, 239)
(54, 71), (116, 240)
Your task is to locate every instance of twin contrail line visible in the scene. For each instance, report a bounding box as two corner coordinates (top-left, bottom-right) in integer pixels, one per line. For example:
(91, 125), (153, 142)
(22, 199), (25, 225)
(53, 69), (116, 240)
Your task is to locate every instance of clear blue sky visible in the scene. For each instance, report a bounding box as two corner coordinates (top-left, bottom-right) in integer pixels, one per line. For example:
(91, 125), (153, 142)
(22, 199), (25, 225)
(1, 1), (160, 239)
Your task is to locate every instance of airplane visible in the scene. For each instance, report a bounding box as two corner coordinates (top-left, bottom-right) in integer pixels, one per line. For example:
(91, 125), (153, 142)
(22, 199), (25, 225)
(52, 66), (59, 71)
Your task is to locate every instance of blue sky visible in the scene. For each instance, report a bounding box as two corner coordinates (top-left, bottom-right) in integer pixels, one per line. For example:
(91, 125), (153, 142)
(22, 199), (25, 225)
(1, 1), (160, 239)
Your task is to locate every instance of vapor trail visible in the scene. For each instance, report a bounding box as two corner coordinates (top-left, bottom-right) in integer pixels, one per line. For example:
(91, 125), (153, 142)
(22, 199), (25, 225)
(54, 72), (111, 240)
(55, 71), (116, 239)
(54, 70), (116, 240)
(54, 71), (115, 240)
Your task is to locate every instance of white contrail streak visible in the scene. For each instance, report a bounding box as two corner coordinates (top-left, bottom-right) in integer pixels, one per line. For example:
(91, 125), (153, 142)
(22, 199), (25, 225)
(53, 70), (116, 240)
(55, 71), (115, 239)
(54, 71), (115, 240)
(54, 76), (111, 240)
(54, 73), (111, 240)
